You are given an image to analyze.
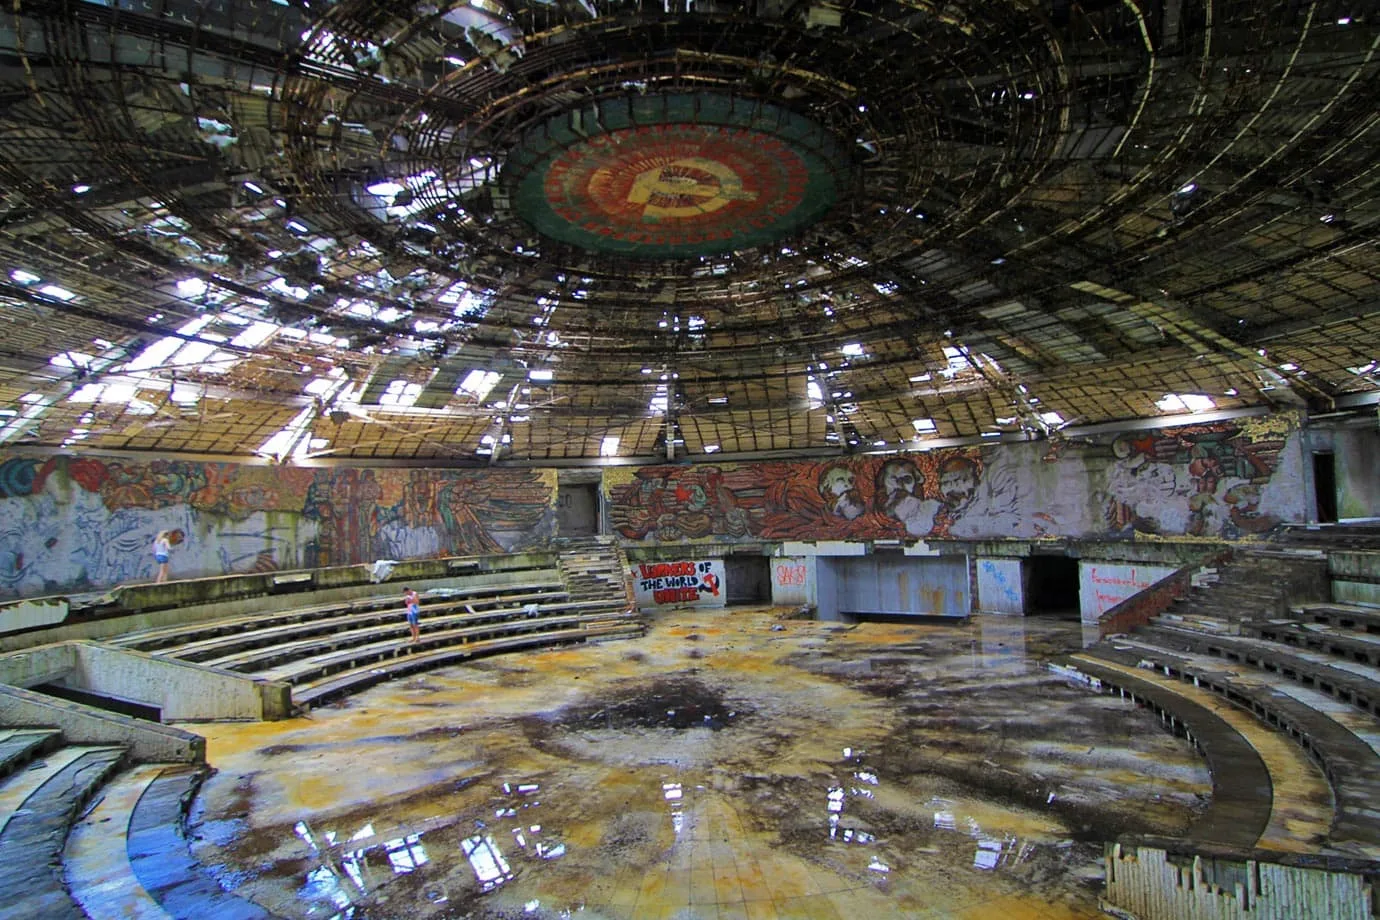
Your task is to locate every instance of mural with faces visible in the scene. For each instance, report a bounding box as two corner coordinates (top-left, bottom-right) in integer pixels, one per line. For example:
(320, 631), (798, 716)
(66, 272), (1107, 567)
(606, 416), (1306, 544)
(0, 455), (556, 599)
(1098, 415), (1303, 538)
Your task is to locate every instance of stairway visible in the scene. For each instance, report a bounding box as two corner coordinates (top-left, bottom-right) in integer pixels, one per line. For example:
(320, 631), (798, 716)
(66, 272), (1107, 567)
(1155, 546), (1328, 631)
(555, 535), (635, 608)
(0, 727), (127, 919)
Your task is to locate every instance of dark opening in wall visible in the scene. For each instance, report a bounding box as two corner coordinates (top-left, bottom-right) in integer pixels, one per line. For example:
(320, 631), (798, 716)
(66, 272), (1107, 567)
(557, 483), (600, 536)
(724, 555), (771, 605)
(36, 683), (162, 722)
(1025, 556), (1080, 618)
(1313, 452), (1338, 524)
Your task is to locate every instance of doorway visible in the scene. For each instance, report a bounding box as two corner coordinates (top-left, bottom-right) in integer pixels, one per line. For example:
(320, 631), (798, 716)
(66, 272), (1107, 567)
(1313, 452), (1338, 523)
(724, 555), (771, 605)
(1024, 556), (1080, 618)
(556, 483), (600, 536)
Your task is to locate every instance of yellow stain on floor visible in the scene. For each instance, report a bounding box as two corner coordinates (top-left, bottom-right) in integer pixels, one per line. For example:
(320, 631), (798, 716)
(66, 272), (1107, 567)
(183, 609), (1223, 919)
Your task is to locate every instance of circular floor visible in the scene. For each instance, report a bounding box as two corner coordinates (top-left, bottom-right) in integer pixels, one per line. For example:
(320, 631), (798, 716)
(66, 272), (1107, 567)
(187, 609), (1210, 919)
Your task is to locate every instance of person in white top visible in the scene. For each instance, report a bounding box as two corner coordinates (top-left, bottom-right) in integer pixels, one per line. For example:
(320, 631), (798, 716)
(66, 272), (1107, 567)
(153, 531), (172, 583)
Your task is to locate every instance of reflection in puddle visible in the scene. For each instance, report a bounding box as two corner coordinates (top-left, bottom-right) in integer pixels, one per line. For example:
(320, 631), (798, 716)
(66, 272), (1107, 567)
(461, 834), (513, 891)
(295, 819), (432, 918)
(823, 746), (1046, 883)
(664, 781), (685, 835)
(293, 778), (570, 917)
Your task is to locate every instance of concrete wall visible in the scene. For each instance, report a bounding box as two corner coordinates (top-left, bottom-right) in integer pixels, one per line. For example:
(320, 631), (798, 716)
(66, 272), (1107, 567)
(68, 642), (292, 721)
(631, 559), (726, 609)
(1331, 551), (1380, 608)
(606, 417), (1307, 544)
(976, 558), (1024, 614)
(0, 454), (558, 599)
(770, 556), (815, 607)
(1334, 426), (1380, 521)
(0, 684), (204, 763)
(0, 642), (77, 688)
(1079, 562), (1179, 623)
(0, 641), (289, 721)
(834, 554), (969, 617)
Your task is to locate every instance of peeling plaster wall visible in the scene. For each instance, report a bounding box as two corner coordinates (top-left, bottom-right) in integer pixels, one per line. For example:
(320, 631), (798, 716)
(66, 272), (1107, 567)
(976, 558), (1024, 614)
(0, 455), (557, 599)
(1334, 425), (1380, 521)
(606, 417), (1308, 545)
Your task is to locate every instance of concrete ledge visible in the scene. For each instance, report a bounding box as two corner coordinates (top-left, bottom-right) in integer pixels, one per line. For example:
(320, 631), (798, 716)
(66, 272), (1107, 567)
(0, 642), (77, 688)
(0, 684), (203, 763)
(68, 642), (291, 722)
(0, 597), (69, 636)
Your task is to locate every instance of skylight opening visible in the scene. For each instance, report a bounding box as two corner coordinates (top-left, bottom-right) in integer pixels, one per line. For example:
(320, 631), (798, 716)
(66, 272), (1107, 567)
(529, 369), (554, 383)
(256, 406), (315, 462)
(1156, 393), (1215, 414)
(704, 444), (720, 453)
(600, 436), (620, 456)
(231, 321), (281, 349)
(1040, 411), (1064, 426)
(68, 383), (105, 403)
(379, 380), (423, 407)
(941, 346), (971, 378)
(648, 386), (669, 415)
(10, 269), (40, 284)
(176, 278), (208, 298)
(912, 418), (937, 434)
(841, 342), (865, 357)
(807, 378), (825, 408)
(458, 369), (501, 401)
(38, 284), (76, 301)
(50, 351), (95, 370)
(269, 277), (310, 299)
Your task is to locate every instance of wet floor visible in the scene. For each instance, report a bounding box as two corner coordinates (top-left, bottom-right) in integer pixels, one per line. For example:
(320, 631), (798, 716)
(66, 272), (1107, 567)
(184, 609), (1210, 919)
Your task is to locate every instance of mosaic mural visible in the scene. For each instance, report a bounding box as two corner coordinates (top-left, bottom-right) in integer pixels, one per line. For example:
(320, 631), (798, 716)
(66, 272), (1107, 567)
(0, 456), (556, 598)
(606, 417), (1307, 543)
(504, 93), (851, 258)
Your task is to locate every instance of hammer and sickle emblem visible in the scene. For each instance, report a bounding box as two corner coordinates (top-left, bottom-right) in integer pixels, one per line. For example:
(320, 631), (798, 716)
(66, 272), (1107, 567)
(623, 157), (757, 219)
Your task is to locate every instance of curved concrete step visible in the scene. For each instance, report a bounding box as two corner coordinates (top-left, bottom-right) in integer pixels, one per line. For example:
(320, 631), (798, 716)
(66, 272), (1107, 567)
(110, 571), (565, 652)
(156, 588), (568, 663)
(1140, 623), (1380, 720)
(1061, 654), (1277, 850)
(292, 621), (643, 707)
(0, 744), (126, 919)
(1107, 636), (1380, 855)
(253, 610), (629, 684)
(66, 764), (274, 920)
(0, 727), (63, 781)
(201, 600), (608, 673)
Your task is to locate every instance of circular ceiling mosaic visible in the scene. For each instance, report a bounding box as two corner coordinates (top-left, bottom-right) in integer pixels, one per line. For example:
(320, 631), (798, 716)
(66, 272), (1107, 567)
(504, 93), (854, 258)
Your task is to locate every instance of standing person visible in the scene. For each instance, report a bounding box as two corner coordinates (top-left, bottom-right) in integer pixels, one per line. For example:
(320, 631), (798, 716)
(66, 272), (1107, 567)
(403, 586), (421, 644)
(152, 531), (172, 583)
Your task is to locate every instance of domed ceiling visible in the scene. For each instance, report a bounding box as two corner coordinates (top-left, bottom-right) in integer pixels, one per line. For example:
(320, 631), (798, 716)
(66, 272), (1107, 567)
(0, 1), (1375, 461)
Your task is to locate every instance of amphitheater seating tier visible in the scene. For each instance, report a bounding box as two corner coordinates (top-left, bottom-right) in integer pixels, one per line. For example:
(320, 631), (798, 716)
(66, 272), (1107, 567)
(1083, 530), (1380, 864)
(0, 733), (126, 920)
(1053, 655), (1274, 850)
